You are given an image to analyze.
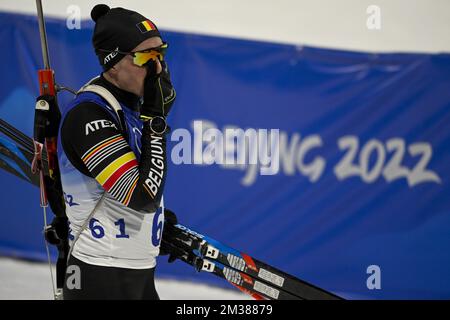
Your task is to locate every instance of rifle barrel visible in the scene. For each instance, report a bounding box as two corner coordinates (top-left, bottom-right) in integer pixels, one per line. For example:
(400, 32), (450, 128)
(35, 0), (51, 70)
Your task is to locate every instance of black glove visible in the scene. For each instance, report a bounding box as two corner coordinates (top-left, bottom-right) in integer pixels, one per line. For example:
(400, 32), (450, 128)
(141, 59), (176, 119)
(159, 209), (179, 260)
(44, 216), (69, 246)
(164, 208), (178, 226)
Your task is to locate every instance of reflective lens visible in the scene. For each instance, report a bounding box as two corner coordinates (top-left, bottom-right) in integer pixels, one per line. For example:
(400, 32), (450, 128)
(132, 43), (168, 66)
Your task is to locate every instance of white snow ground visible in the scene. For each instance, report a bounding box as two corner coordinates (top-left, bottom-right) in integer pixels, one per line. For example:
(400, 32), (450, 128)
(0, 257), (250, 300)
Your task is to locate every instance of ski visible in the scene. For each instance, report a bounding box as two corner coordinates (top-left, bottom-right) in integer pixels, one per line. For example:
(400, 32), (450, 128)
(163, 220), (342, 300)
(162, 238), (300, 300)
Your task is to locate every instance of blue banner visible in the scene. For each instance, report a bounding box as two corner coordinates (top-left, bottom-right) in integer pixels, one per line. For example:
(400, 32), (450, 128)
(0, 11), (449, 299)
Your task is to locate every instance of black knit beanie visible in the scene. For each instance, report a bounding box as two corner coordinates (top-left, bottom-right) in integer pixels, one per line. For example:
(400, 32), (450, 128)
(91, 4), (162, 71)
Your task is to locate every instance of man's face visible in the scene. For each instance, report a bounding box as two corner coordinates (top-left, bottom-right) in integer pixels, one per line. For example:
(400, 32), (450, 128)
(109, 37), (163, 96)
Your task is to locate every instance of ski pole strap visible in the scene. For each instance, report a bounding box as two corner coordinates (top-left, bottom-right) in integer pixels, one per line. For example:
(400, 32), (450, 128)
(31, 140), (48, 207)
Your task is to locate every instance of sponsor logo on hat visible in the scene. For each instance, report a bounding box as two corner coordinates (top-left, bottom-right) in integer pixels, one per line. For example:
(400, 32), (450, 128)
(104, 47), (119, 64)
(136, 20), (156, 33)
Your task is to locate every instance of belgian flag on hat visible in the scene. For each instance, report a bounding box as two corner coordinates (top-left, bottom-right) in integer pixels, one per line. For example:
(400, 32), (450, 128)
(136, 20), (157, 33)
(91, 5), (162, 70)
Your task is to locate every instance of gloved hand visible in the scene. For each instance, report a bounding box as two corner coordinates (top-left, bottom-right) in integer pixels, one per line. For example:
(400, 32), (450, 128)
(159, 209), (179, 261)
(140, 59), (176, 120)
(164, 208), (178, 226)
(44, 216), (69, 246)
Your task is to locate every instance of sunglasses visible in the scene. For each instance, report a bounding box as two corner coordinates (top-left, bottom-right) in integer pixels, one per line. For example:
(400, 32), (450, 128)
(99, 42), (168, 67)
